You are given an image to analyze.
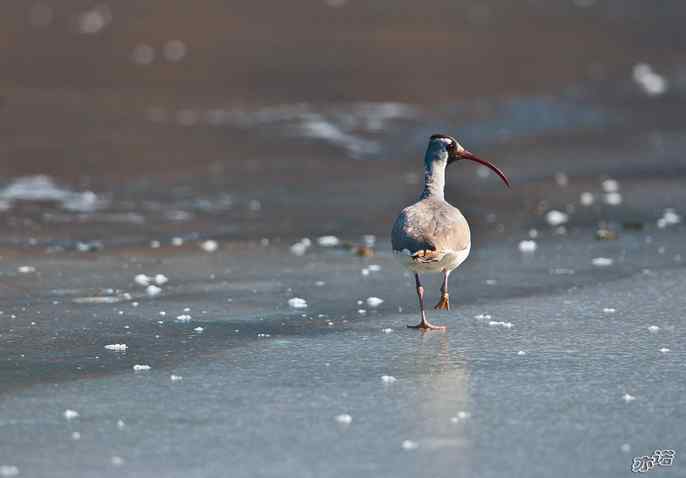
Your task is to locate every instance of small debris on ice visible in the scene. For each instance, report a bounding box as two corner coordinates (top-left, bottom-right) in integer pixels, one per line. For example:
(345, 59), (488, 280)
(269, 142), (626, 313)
(290, 238), (311, 256)
(63, 409), (79, 420)
(632, 63), (668, 96)
(517, 351), (526, 356)
(602, 179), (619, 193)
(368, 264), (382, 272)
(171, 237), (184, 246)
(366, 297), (384, 307)
(554, 172), (568, 187)
(358, 309), (367, 315)
(146, 285), (162, 297)
(111, 456), (124, 467)
(401, 440), (419, 451)
(154, 274), (168, 285)
(648, 325), (660, 333)
(580, 192), (594, 206)
(604, 192), (623, 206)
(591, 257), (613, 267)
(659, 347), (670, 353)
(133, 364), (151, 371)
(134, 274), (151, 286)
(317, 235), (340, 247)
(104, 344), (127, 351)
(620, 443), (631, 454)
(176, 314), (192, 322)
(545, 210), (568, 226)
(17, 266), (36, 274)
(0, 466), (19, 477)
(335, 414), (352, 425)
(518, 240), (537, 253)
(71, 432), (81, 440)
(381, 375), (397, 383)
(116, 419), (126, 430)
(657, 208), (681, 228)
(193, 326), (204, 332)
(622, 393), (636, 402)
(381, 328), (393, 334)
(489, 321), (513, 328)
(474, 313), (492, 320)
(528, 229), (538, 238)
(603, 308), (616, 314)
(315, 281), (326, 287)
(288, 297), (308, 309)
(200, 240), (218, 252)
(170, 374), (183, 381)
(361, 268), (370, 276)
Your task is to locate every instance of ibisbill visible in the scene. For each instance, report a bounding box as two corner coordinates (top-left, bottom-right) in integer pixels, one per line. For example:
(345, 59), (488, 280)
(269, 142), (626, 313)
(391, 134), (511, 331)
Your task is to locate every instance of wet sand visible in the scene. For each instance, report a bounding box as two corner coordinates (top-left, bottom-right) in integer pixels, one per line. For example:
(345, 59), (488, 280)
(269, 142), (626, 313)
(1, 1), (686, 477)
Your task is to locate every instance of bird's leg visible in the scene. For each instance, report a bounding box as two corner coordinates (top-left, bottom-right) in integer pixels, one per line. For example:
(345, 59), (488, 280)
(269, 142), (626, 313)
(408, 273), (446, 331)
(434, 270), (450, 310)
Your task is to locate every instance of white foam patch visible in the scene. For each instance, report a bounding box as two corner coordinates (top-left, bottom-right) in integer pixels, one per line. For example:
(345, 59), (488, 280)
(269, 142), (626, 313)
(0, 175), (107, 212)
(288, 297), (308, 309)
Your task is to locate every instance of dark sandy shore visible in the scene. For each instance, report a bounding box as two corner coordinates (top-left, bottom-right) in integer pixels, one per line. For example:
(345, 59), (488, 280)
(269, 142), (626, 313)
(1, 1), (686, 477)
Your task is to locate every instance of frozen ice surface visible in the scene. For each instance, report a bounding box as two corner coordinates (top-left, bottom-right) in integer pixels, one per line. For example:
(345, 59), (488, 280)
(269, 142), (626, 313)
(288, 297), (308, 309)
(0, 466), (19, 477)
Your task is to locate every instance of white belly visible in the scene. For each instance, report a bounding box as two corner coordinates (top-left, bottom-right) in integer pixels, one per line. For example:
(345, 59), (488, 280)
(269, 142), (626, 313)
(393, 244), (471, 274)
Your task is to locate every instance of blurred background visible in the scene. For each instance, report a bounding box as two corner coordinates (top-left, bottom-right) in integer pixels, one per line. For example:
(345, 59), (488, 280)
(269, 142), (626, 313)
(1, 0), (684, 249)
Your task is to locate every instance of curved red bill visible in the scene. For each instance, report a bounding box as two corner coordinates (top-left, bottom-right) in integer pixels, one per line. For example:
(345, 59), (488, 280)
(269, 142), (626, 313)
(459, 150), (511, 188)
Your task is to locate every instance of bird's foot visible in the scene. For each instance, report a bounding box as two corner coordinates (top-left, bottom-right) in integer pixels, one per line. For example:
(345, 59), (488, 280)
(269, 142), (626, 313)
(434, 294), (450, 310)
(407, 321), (447, 332)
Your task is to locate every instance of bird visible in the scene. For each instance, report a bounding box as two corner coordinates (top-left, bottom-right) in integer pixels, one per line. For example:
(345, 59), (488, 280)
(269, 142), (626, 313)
(391, 134), (510, 331)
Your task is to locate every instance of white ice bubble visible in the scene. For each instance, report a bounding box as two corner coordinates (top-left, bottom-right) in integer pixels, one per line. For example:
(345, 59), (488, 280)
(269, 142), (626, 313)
(357, 309), (367, 315)
(288, 297), (308, 309)
(632, 63), (668, 96)
(603, 308), (616, 314)
(518, 240), (537, 253)
(63, 409), (79, 420)
(146, 285), (162, 297)
(104, 344), (127, 351)
(335, 414), (352, 424)
(111, 456), (124, 467)
(131, 44), (155, 65)
(170, 374), (183, 381)
(545, 210), (568, 226)
(71, 432), (81, 440)
(317, 235), (340, 247)
(401, 440), (419, 451)
(17, 266), (36, 274)
(648, 325), (660, 333)
(361, 268), (370, 276)
(77, 4), (111, 35)
(176, 314), (192, 322)
(659, 347), (670, 353)
(517, 350), (526, 356)
(193, 326), (204, 333)
(117, 419), (125, 430)
(474, 313), (492, 320)
(134, 274), (151, 286)
(290, 239), (311, 256)
(163, 40), (187, 62)
(315, 281), (326, 287)
(622, 393), (636, 402)
(381, 375), (397, 383)
(580, 192), (594, 206)
(604, 192), (622, 206)
(554, 172), (568, 187)
(381, 328), (393, 334)
(366, 297), (384, 307)
(602, 179), (619, 193)
(368, 264), (382, 272)
(133, 364), (151, 371)
(488, 321), (513, 328)
(200, 240), (218, 252)
(591, 257), (613, 267)
(154, 274), (168, 285)
(620, 443), (631, 453)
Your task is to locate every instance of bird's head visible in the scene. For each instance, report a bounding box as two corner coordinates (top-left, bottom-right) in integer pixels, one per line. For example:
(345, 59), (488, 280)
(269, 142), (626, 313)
(426, 134), (510, 188)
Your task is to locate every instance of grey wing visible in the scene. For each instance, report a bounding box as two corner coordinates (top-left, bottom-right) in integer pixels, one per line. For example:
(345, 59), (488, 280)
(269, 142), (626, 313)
(391, 207), (436, 254)
(430, 204), (471, 252)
